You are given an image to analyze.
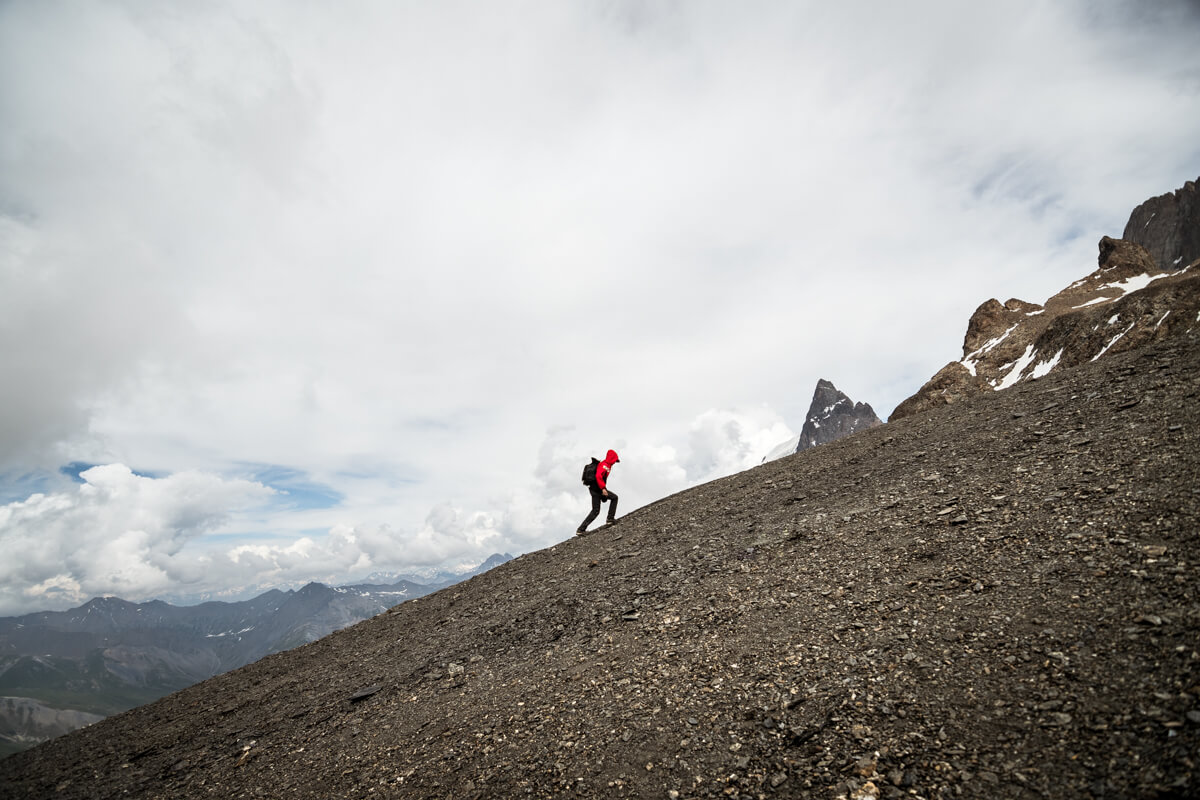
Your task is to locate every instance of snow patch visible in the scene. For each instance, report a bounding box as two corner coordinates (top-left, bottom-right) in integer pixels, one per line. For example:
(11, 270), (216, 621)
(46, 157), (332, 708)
(994, 345), (1037, 390)
(762, 435), (802, 463)
(1030, 349), (1063, 379)
(1107, 314), (1120, 326)
(1091, 322), (1136, 362)
(205, 626), (256, 638)
(1073, 296), (1112, 309)
(962, 323), (1018, 376)
(1155, 310), (1171, 328)
(1025, 309), (1044, 316)
(1100, 272), (1168, 297)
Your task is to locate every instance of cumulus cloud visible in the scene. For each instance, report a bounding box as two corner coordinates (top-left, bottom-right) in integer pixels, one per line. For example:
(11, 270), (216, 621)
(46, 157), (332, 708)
(0, 466), (274, 614)
(681, 408), (795, 483)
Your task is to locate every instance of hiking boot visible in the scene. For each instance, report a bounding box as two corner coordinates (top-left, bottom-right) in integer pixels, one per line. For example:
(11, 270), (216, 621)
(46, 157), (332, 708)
(575, 529), (588, 536)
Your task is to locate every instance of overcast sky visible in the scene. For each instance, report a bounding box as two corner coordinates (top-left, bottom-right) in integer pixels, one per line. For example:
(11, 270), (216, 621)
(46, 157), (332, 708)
(2, 1), (1198, 615)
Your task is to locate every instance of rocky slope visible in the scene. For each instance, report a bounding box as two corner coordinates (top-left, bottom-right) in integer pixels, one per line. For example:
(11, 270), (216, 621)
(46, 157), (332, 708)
(891, 177), (1200, 422)
(890, 234), (1199, 421)
(2, 332), (1196, 799)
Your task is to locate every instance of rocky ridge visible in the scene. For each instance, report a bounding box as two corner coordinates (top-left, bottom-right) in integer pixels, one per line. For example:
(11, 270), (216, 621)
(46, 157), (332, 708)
(1, 333), (1197, 799)
(890, 234), (1199, 421)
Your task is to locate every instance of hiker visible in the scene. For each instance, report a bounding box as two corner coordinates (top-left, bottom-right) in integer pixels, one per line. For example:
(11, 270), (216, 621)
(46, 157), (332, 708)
(577, 449), (620, 535)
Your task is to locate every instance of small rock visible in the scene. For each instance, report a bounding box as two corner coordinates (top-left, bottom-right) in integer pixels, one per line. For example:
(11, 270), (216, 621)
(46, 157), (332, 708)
(855, 754), (877, 777)
(851, 781), (880, 800)
(349, 685), (382, 702)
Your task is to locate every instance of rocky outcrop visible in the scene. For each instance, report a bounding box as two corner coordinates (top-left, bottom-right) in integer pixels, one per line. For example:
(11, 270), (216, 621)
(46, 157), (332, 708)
(1122, 177), (1199, 271)
(796, 379), (881, 452)
(891, 177), (1200, 421)
(2, 336), (1198, 799)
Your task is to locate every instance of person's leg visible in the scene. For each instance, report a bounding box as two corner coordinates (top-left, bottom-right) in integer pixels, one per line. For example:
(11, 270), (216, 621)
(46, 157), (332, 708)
(578, 489), (603, 533)
(605, 490), (618, 523)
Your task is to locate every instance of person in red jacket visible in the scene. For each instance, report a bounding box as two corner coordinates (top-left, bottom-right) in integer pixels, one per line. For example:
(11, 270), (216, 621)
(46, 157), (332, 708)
(577, 449), (620, 535)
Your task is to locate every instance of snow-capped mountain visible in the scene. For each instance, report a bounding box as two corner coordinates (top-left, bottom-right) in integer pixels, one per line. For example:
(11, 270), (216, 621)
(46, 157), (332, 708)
(891, 177), (1200, 421)
(358, 552), (514, 587)
(764, 379), (881, 461)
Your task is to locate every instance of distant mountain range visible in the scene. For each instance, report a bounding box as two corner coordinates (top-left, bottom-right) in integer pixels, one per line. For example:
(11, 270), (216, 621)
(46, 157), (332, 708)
(0, 553), (511, 756)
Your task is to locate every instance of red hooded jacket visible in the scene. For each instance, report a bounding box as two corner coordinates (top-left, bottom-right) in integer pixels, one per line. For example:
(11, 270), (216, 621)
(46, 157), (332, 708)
(596, 449), (620, 491)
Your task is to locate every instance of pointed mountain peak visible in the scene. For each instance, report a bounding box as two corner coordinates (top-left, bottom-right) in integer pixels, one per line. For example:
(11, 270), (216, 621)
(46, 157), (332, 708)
(797, 380), (882, 453)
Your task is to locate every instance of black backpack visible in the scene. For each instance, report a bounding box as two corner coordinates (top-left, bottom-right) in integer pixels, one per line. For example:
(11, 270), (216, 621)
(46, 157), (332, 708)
(581, 457), (600, 487)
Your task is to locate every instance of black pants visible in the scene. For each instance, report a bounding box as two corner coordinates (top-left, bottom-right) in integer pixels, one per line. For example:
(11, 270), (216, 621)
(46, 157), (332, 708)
(579, 487), (618, 531)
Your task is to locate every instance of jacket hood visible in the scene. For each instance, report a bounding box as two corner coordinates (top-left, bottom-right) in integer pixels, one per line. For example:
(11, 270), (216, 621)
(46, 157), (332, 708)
(605, 449), (620, 464)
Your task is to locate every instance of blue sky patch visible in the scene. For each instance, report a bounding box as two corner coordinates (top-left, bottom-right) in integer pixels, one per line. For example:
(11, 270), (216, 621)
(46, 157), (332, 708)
(242, 464), (344, 511)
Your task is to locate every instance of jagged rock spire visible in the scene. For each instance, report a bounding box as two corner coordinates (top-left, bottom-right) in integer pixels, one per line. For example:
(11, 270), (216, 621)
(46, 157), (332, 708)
(796, 379), (882, 453)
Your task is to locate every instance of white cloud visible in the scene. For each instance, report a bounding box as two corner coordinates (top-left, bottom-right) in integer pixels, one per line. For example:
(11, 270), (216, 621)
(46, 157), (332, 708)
(0, 0), (1197, 613)
(0, 466), (274, 615)
(682, 408), (795, 483)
